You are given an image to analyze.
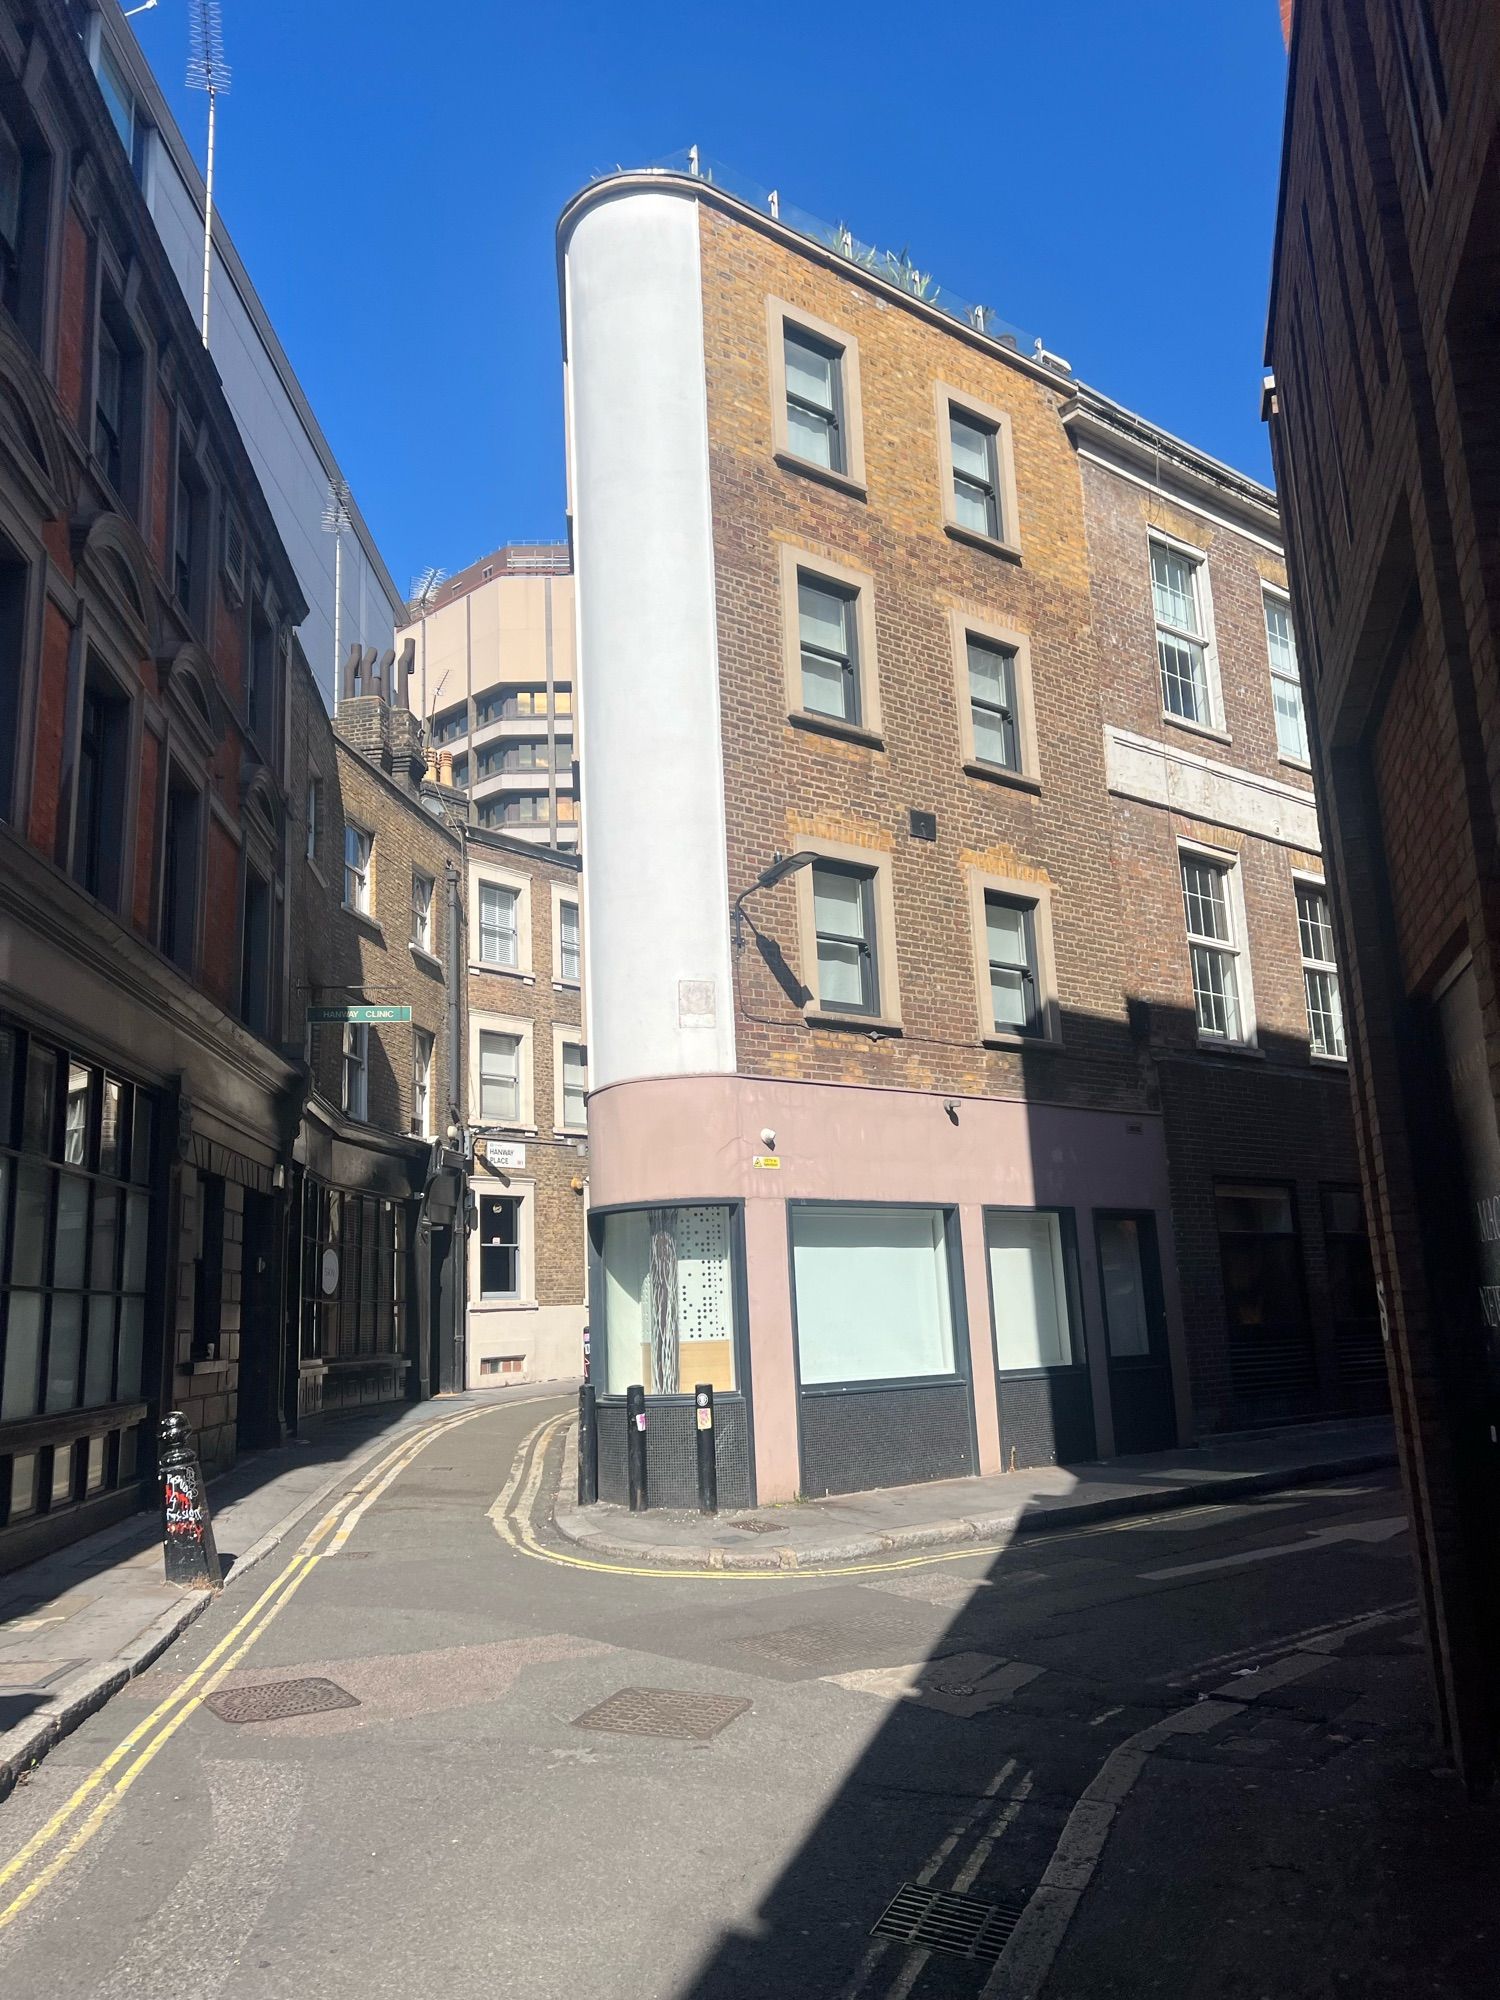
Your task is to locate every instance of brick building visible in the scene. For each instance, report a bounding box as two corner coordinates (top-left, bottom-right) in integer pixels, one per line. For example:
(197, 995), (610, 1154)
(561, 161), (1373, 1507)
(0, 0), (307, 1564)
(1072, 392), (1382, 1435)
(1266, 3), (1500, 1787)
(464, 825), (587, 1385)
(282, 642), (468, 1418)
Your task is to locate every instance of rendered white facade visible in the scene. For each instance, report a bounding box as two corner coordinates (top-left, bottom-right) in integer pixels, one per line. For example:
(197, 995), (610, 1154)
(563, 186), (737, 1090)
(87, 2), (405, 703)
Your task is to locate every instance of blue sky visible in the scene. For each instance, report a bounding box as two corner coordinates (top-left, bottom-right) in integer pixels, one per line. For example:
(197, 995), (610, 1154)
(140, 0), (1289, 597)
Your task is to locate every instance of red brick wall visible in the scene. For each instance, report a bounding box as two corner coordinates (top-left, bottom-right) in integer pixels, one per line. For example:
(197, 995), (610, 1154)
(27, 599), (72, 855)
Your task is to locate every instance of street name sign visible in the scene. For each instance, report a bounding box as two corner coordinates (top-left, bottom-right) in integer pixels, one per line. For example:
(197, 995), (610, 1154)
(307, 1004), (413, 1024)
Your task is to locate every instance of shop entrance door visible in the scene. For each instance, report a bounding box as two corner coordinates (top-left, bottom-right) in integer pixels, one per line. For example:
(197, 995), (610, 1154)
(1096, 1211), (1176, 1455)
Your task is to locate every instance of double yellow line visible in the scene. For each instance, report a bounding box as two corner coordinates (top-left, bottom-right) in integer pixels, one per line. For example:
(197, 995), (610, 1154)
(490, 1413), (1237, 1582)
(0, 1405), (487, 1937)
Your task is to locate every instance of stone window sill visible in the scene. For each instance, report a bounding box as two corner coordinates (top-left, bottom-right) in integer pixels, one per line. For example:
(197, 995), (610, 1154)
(469, 963), (535, 984)
(804, 1008), (903, 1038)
(773, 449), (867, 502)
(788, 711), (885, 752)
(982, 1031), (1063, 1052)
(963, 760), (1042, 795)
(409, 943), (444, 974)
(343, 904), (384, 940)
(1197, 1036), (1265, 1060)
(1163, 712), (1233, 748)
(944, 521), (1022, 564)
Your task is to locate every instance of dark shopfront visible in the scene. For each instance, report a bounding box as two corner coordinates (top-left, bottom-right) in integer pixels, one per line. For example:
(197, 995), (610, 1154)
(0, 1017), (163, 1569)
(288, 1109), (465, 1423)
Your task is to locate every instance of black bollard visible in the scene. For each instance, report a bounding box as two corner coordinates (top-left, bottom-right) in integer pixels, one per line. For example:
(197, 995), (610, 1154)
(578, 1383), (599, 1506)
(694, 1384), (717, 1514)
(158, 1412), (222, 1590)
(625, 1382), (648, 1513)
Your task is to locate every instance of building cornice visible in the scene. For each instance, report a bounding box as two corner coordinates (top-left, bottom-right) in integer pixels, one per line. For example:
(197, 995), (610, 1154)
(462, 823), (582, 875)
(1061, 393), (1282, 545)
(555, 171), (1076, 399)
(0, 819), (299, 1098)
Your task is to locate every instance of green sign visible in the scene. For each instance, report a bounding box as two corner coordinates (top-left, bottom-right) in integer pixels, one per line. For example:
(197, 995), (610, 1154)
(307, 1004), (413, 1025)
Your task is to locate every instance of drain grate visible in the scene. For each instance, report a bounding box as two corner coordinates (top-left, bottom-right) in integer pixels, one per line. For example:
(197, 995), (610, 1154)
(871, 1882), (1027, 1965)
(205, 1677), (360, 1724)
(572, 1687), (751, 1742)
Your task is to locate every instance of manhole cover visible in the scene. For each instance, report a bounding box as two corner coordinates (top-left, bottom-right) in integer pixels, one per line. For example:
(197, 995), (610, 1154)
(739, 1619), (912, 1668)
(204, 1677), (360, 1724)
(871, 1882), (1027, 1965)
(0, 1660), (80, 1689)
(572, 1687), (751, 1741)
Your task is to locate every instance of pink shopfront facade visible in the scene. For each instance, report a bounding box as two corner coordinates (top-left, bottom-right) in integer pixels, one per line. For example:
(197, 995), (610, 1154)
(587, 1074), (1188, 1506)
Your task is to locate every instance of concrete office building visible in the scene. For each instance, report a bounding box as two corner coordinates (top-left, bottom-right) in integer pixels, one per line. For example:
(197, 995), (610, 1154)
(77, 1), (406, 702)
(399, 544), (578, 850)
(561, 160), (1375, 1509)
(1266, 0), (1500, 1788)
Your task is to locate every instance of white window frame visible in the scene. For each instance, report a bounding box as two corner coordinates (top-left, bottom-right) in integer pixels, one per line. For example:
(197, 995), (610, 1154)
(1150, 532), (1226, 738)
(553, 1024), (588, 1134)
(411, 1027), (435, 1137)
(1178, 838), (1256, 1048)
(469, 1010), (534, 1131)
(469, 858), (532, 976)
(341, 1022), (368, 1121)
(1263, 585), (1309, 768)
(304, 771), (320, 867)
(1293, 871), (1346, 1063)
(344, 822), (372, 916)
(471, 1181), (535, 1309)
(411, 868), (435, 954)
(551, 882), (583, 986)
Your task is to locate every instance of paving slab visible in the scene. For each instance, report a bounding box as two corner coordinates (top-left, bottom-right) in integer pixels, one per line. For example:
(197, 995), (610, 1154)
(553, 1415), (1397, 1569)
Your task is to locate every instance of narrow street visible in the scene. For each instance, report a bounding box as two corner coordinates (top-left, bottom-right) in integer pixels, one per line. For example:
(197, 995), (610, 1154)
(0, 1394), (1476, 2000)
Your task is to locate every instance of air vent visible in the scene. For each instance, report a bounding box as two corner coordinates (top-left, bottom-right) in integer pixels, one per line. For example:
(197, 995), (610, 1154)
(909, 809), (938, 842)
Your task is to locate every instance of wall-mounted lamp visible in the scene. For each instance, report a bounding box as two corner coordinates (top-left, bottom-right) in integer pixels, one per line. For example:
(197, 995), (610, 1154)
(943, 1100), (960, 1124)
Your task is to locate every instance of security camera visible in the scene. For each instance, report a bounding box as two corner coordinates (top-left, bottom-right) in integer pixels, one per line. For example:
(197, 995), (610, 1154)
(760, 1128), (776, 1148)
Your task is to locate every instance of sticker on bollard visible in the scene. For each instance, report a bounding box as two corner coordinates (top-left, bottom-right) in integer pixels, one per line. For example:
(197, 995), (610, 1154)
(634, 1413), (647, 1431)
(158, 1411), (223, 1590)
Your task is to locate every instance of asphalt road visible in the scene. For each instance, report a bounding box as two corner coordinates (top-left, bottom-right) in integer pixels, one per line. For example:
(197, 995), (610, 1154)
(0, 1394), (1424, 2000)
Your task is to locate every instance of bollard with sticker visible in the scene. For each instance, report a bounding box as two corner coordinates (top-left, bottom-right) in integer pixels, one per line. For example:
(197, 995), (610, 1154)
(625, 1382), (648, 1513)
(158, 1411), (223, 1590)
(694, 1383), (717, 1514)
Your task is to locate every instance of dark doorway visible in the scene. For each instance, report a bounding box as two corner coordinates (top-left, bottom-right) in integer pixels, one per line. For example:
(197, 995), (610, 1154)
(428, 1223), (454, 1393)
(1096, 1210), (1176, 1454)
(1215, 1181), (1318, 1416)
(236, 1189), (282, 1450)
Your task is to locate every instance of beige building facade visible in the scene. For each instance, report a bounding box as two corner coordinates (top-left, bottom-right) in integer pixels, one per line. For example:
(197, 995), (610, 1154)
(400, 545), (578, 850)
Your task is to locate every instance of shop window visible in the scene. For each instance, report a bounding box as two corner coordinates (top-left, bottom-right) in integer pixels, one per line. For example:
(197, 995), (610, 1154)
(790, 1204), (955, 1386)
(342, 1024), (368, 1120)
(599, 1204), (736, 1394)
(986, 1210), (1078, 1370)
(0, 1033), (157, 1487)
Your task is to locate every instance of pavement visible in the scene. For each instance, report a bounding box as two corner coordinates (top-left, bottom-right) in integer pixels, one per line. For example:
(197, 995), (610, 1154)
(554, 1414), (1398, 1567)
(0, 1392), (1485, 1999)
(0, 1386), (567, 1800)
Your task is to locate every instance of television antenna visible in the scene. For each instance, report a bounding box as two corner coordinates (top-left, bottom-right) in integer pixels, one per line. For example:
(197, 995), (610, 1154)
(185, 2), (229, 346)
